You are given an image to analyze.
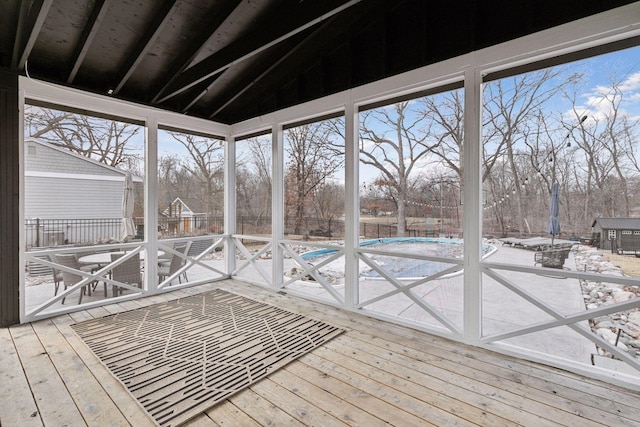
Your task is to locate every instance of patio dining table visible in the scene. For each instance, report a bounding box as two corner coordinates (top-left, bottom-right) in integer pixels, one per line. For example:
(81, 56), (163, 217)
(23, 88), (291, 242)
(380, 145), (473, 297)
(78, 250), (164, 268)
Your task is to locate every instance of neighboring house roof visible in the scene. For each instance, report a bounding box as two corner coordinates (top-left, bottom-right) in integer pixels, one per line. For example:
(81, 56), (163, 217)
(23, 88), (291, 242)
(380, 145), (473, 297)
(161, 197), (211, 217)
(179, 197), (209, 214)
(591, 217), (640, 229)
(25, 138), (143, 182)
(162, 197), (196, 217)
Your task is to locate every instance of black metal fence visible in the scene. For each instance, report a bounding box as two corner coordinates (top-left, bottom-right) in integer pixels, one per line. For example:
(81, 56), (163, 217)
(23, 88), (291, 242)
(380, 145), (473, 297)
(25, 218), (122, 248)
(26, 216), (439, 248)
(239, 216), (432, 239)
(25, 216), (226, 248)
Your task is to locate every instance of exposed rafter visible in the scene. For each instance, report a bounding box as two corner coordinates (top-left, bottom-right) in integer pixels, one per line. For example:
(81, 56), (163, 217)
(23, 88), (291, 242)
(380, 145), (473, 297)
(204, 15), (345, 118)
(11, 0), (52, 70)
(112, 0), (179, 94)
(156, 0), (363, 105)
(66, 0), (110, 83)
(149, 0), (244, 104)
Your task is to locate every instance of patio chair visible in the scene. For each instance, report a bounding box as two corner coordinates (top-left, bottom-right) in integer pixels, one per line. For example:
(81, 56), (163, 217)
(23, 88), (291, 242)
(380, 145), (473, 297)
(48, 255), (64, 297)
(158, 241), (192, 284)
(54, 254), (98, 304)
(179, 241), (193, 281)
(158, 243), (173, 266)
(110, 252), (142, 297)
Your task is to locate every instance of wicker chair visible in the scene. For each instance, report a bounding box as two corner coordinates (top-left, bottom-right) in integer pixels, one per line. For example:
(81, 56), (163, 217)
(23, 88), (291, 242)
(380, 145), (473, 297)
(158, 241), (192, 284)
(54, 254), (97, 304)
(49, 255), (64, 297)
(110, 252), (142, 297)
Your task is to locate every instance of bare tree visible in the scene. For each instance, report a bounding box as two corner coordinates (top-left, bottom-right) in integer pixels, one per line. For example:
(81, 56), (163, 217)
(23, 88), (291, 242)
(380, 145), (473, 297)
(312, 181), (345, 236)
(168, 132), (225, 217)
(236, 136), (272, 228)
(419, 89), (465, 184)
(360, 101), (440, 236)
(584, 75), (640, 217)
(284, 121), (344, 236)
(483, 68), (579, 235)
(25, 106), (142, 171)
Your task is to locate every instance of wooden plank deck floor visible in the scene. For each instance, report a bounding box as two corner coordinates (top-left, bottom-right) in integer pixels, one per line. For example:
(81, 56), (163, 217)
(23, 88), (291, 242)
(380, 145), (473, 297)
(2, 279), (640, 427)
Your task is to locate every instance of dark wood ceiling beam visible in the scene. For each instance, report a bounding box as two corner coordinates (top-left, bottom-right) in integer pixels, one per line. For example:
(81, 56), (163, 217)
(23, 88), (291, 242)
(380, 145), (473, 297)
(11, 0), (53, 70)
(112, 0), (178, 95)
(204, 25), (332, 119)
(177, 75), (220, 113)
(205, 0), (388, 121)
(148, 0), (244, 104)
(180, 37), (299, 115)
(66, 0), (110, 83)
(155, 0), (363, 105)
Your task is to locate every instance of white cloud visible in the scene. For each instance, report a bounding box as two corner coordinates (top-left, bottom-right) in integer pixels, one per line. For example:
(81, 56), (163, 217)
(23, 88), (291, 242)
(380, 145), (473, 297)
(620, 71), (640, 92)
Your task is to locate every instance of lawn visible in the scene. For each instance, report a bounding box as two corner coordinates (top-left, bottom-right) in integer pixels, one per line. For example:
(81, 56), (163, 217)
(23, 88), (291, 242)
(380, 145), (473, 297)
(608, 252), (640, 278)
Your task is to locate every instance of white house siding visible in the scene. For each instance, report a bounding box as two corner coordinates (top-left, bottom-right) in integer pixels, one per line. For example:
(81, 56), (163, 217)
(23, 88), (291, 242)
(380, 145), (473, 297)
(25, 176), (123, 219)
(24, 139), (133, 246)
(24, 140), (126, 219)
(25, 140), (123, 177)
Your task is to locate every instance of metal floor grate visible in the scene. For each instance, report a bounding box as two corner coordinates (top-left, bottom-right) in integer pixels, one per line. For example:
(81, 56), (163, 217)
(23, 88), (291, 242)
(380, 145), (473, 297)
(72, 289), (344, 427)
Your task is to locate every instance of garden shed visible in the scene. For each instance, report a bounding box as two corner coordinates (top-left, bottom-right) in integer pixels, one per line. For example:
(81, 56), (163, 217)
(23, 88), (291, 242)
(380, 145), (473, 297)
(591, 217), (640, 252)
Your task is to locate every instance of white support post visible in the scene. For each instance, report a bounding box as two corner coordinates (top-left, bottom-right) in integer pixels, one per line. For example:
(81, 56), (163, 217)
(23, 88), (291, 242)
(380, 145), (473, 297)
(462, 67), (483, 344)
(224, 136), (236, 276)
(344, 101), (359, 308)
(145, 118), (159, 293)
(272, 124), (284, 289)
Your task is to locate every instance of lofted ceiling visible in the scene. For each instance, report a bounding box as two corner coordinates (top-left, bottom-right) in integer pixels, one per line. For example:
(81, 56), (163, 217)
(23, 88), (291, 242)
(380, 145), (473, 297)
(0, 0), (637, 124)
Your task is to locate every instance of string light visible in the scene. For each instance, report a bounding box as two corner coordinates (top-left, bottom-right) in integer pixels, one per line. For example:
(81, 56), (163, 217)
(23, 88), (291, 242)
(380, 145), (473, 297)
(484, 116), (588, 210)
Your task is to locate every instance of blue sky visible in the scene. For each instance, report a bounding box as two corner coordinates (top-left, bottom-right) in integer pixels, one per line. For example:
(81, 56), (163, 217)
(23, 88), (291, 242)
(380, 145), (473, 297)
(150, 44), (640, 187)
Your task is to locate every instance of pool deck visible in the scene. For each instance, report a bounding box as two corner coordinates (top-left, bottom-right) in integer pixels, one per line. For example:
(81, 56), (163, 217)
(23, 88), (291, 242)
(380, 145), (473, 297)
(282, 242), (595, 365)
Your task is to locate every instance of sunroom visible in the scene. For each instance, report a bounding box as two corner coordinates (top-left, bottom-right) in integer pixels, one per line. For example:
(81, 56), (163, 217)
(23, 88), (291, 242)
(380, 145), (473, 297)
(2, 1), (640, 425)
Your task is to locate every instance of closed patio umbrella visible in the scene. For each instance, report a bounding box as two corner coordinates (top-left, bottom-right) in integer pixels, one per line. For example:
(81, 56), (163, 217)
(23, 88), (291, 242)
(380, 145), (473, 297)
(546, 182), (561, 245)
(120, 173), (136, 241)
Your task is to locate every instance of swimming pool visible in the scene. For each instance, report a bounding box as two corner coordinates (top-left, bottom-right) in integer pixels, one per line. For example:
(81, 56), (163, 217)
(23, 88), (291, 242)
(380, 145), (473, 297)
(300, 237), (495, 279)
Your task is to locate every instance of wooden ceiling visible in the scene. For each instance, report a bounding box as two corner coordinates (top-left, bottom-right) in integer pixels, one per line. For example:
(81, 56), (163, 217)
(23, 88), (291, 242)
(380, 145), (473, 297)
(1, 0), (636, 124)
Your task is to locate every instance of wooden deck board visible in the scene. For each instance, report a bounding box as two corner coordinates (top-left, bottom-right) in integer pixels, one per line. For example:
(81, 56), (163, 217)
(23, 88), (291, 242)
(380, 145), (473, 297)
(246, 377), (349, 426)
(0, 327), (41, 427)
(1, 279), (639, 427)
(9, 323), (87, 426)
(31, 318), (131, 426)
(203, 400), (260, 426)
(50, 313), (153, 426)
(340, 322), (640, 425)
(325, 336), (570, 426)
(268, 365), (392, 426)
(301, 348), (511, 426)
